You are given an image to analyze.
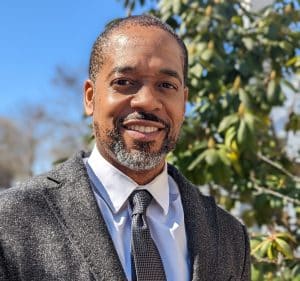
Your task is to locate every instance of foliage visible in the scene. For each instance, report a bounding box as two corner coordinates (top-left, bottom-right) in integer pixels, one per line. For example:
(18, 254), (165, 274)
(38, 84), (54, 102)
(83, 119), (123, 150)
(0, 117), (31, 187)
(0, 65), (91, 183)
(119, 0), (300, 279)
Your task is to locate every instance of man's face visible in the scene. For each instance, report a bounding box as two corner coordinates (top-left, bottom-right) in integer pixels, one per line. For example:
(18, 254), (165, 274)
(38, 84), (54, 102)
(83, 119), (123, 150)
(84, 25), (188, 180)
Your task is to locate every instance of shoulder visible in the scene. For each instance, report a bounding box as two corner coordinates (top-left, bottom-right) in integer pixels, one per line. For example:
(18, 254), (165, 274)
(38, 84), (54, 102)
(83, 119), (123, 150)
(0, 174), (48, 212)
(0, 173), (61, 238)
(215, 203), (246, 232)
(0, 174), (52, 238)
(167, 164), (250, 276)
(0, 151), (89, 219)
(167, 163), (246, 230)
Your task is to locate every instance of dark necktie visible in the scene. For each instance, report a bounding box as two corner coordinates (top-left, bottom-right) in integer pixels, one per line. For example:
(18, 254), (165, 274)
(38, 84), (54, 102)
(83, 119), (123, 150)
(130, 190), (167, 281)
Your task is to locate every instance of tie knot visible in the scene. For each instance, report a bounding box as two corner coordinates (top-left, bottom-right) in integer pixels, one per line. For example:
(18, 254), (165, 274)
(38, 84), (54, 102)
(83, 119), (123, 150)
(130, 190), (153, 215)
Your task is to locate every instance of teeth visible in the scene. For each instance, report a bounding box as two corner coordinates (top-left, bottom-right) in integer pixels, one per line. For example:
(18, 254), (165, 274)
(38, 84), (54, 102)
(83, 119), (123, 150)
(127, 125), (159, 133)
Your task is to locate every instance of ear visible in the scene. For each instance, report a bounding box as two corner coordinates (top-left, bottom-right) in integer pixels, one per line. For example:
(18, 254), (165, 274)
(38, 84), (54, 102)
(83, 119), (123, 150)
(184, 86), (189, 103)
(84, 79), (95, 116)
(183, 86), (189, 113)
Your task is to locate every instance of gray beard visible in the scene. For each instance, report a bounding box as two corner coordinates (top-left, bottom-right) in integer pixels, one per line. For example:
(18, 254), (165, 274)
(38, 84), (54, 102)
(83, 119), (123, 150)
(94, 122), (177, 171)
(110, 139), (166, 171)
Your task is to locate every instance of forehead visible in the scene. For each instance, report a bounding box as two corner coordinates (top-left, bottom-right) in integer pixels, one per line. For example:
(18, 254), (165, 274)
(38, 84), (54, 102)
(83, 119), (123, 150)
(101, 26), (184, 74)
(110, 24), (177, 45)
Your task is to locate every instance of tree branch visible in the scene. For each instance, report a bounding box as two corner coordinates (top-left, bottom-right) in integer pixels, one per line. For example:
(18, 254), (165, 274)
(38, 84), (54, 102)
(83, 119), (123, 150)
(257, 152), (300, 184)
(251, 180), (300, 205)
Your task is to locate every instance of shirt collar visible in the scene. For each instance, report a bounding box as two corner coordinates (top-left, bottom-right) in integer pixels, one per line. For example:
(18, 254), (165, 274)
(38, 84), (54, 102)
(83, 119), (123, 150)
(87, 145), (169, 215)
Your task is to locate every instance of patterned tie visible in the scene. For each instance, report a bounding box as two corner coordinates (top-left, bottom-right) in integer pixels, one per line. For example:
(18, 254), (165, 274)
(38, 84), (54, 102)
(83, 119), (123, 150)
(130, 190), (167, 281)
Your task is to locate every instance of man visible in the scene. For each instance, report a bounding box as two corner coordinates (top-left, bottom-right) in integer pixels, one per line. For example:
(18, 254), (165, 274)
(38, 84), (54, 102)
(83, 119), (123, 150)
(0, 15), (250, 281)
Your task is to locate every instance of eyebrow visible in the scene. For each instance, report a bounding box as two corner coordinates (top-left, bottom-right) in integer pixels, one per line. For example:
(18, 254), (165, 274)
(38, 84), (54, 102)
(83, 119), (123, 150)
(159, 68), (182, 85)
(107, 66), (183, 85)
(107, 66), (136, 79)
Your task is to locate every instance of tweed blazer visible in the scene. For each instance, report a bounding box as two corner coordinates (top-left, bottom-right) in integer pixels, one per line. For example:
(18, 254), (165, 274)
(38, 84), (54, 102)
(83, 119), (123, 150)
(0, 151), (250, 281)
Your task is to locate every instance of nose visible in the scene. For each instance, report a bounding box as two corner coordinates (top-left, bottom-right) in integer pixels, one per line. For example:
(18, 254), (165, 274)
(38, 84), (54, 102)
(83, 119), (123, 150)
(130, 85), (163, 112)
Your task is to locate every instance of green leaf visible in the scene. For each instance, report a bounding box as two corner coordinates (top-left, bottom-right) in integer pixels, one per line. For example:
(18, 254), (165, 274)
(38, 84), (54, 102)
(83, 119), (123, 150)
(190, 64), (203, 78)
(231, 15), (242, 26)
(218, 148), (231, 166)
(275, 232), (297, 244)
(267, 242), (275, 260)
(201, 49), (214, 61)
(259, 240), (271, 257)
(267, 80), (281, 103)
(275, 238), (294, 259)
(238, 89), (253, 109)
(237, 119), (247, 146)
(197, 42), (208, 53)
(173, 0), (181, 14)
(224, 126), (236, 147)
(285, 56), (300, 67)
(251, 238), (269, 255)
(193, 140), (208, 150)
(242, 37), (254, 51)
(187, 150), (207, 171)
(244, 113), (256, 133)
(218, 114), (239, 133)
(205, 149), (219, 166)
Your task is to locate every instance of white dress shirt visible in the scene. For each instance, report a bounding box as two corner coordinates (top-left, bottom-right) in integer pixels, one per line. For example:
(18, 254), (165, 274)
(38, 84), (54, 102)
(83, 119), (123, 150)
(85, 146), (190, 281)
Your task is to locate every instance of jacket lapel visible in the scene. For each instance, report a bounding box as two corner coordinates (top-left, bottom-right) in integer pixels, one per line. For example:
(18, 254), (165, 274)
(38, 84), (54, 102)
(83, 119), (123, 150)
(168, 165), (219, 281)
(42, 151), (126, 281)
(38, 151), (218, 281)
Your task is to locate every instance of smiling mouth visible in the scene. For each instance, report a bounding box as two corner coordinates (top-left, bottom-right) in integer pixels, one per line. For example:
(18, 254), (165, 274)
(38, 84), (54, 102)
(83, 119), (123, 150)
(124, 125), (161, 133)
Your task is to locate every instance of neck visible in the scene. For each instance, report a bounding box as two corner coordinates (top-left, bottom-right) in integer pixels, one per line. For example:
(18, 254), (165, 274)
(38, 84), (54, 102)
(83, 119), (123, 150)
(117, 161), (165, 185)
(98, 145), (166, 185)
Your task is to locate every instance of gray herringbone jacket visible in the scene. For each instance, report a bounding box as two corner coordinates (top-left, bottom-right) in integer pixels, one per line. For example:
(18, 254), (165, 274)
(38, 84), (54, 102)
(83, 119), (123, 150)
(0, 151), (250, 281)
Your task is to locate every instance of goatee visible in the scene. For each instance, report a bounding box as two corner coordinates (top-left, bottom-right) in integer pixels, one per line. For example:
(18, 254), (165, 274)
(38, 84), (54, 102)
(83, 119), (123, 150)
(93, 113), (178, 171)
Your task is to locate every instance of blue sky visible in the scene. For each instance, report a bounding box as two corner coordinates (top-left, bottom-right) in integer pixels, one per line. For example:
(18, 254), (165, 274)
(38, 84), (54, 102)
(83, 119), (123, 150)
(0, 0), (148, 116)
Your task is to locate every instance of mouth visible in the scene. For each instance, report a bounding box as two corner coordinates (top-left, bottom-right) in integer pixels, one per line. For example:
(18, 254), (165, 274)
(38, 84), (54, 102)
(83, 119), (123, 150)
(124, 125), (160, 133)
(121, 119), (166, 141)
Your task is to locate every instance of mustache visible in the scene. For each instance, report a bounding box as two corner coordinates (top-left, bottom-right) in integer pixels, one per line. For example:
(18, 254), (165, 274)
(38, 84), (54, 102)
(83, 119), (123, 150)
(119, 112), (169, 128)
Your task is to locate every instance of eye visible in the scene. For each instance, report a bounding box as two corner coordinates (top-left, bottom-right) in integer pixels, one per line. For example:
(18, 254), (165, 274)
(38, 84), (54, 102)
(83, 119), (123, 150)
(159, 82), (177, 90)
(111, 79), (134, 86)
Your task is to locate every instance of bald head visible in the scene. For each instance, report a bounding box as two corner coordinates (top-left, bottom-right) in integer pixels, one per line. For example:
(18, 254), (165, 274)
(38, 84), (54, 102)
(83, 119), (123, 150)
(88, 15), (188, 85)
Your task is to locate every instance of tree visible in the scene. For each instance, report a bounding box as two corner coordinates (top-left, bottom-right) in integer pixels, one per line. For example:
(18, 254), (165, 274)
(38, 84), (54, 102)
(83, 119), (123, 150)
(0, 117), (31, 188)
(0, 65), (90, 185)
(119, 0), (300, 279)
(50, 65), (91, 161)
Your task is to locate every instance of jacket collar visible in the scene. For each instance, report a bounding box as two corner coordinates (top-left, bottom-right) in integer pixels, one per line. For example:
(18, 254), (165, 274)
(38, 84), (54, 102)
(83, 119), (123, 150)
(42, 151), (219, 281)
(44, 151), (126, 281)
(87, 146), (170, 215)
(168, 165), (219, 281)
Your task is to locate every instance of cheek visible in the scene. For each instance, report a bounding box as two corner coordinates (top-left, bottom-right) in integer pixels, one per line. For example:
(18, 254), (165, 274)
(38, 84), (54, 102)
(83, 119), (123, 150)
(165, 110), (184, 140)
(166, 97), (186, 125)
(94, 94), (131, 125)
